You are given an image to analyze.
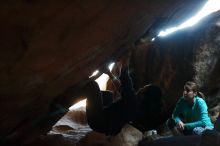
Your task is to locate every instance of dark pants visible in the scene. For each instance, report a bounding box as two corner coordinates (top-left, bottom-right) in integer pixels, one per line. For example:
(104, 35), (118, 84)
(83, 80), (114, 134)
(167, 118), (193, 135)
(166, 118), (213, 135)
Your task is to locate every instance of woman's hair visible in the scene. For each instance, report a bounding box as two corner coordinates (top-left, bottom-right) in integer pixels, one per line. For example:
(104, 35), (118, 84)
(184, 81), (205, 99)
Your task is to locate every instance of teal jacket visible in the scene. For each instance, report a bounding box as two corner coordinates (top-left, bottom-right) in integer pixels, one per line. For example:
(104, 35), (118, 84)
(172, 96), (214, 130)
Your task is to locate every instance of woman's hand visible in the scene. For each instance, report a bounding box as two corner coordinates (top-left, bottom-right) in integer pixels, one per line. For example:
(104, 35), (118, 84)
(100, 66), (121, 90)
(176, 121), (185, 131)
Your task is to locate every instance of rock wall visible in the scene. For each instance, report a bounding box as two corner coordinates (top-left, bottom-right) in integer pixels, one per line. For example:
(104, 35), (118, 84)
(130, 13), (220, 117)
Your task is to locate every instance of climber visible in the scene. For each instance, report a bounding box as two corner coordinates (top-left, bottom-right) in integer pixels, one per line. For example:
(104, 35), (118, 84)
(84, 64), (163, 135)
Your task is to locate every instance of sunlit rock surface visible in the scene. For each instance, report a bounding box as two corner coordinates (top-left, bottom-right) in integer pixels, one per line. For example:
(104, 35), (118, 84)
(50, 107), (91, 143)
(47, 106), (143, 146)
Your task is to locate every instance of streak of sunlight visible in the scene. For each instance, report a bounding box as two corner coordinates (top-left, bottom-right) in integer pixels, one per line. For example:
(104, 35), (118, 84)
(158, 0), (220, 37)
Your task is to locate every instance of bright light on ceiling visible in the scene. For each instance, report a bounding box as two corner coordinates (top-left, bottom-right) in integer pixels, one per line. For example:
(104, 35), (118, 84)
(158, 0), (220, 37)
(89, 70), (99, 78)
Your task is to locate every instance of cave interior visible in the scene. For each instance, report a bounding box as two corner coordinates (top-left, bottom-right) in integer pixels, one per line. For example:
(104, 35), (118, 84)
(1, 0), (220, 146)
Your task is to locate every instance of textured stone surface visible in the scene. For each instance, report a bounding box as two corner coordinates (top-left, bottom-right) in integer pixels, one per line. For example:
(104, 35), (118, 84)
(199, 130), (220, 146)
(0, 0), (208, 145)
(130, 13), (220, 115)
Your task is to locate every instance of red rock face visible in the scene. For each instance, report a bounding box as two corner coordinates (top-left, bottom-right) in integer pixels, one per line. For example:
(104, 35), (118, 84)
(0, 0), (207, 145)
(131, 14), (220, 117)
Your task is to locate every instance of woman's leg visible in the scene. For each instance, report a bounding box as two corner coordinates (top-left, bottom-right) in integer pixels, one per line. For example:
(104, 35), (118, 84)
(192, 127), (214, 135)
(166, 118), (176, 130)
(182, 129), (193, 135)
(84, 81), (114, 134)
(166, 118), (183, 136)
(192, 127), (206, 135)
(101, 91), (113, 106)
(83, 81), (104, 129)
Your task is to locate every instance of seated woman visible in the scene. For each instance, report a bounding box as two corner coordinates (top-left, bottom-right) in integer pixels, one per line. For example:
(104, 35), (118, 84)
(167, 81), (214, 135)
(84, 65), (163, 135)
